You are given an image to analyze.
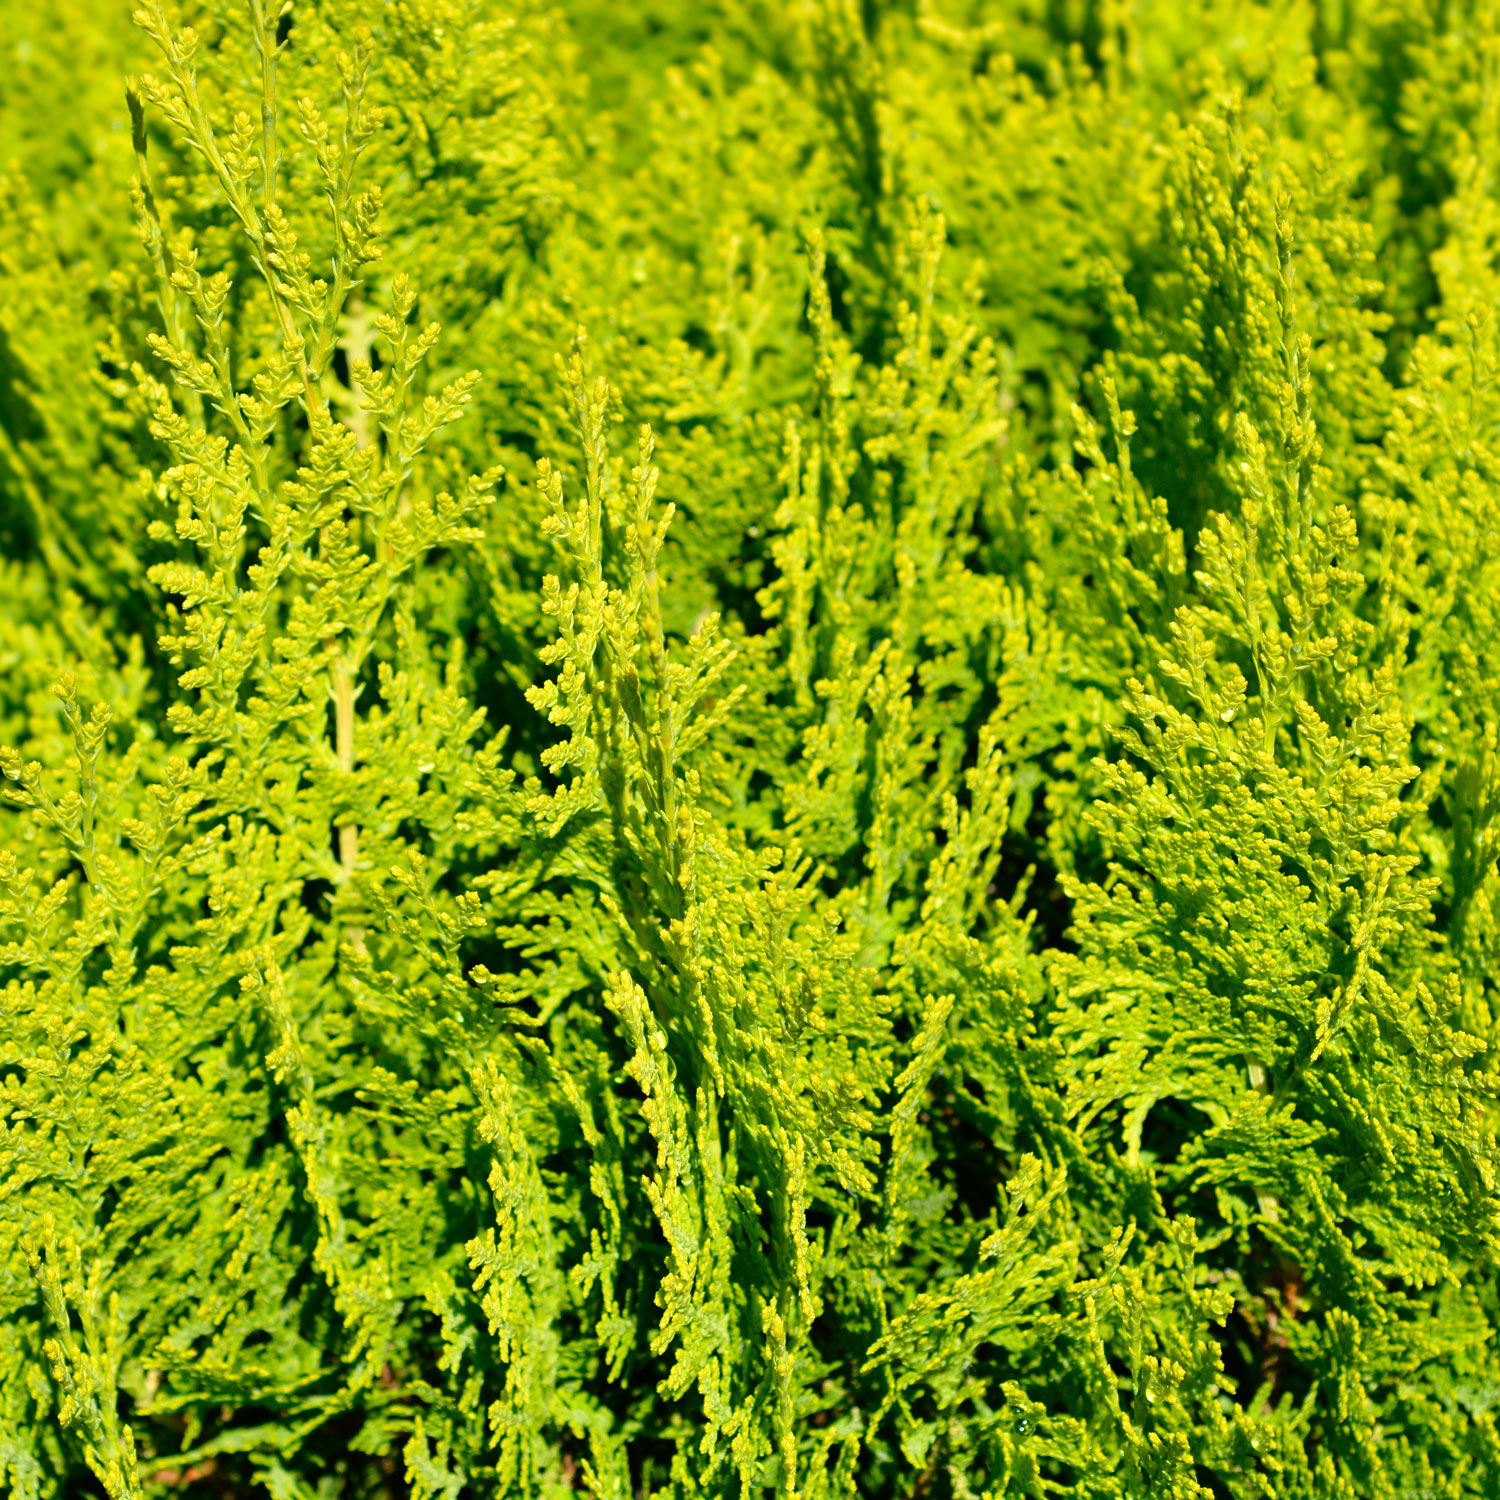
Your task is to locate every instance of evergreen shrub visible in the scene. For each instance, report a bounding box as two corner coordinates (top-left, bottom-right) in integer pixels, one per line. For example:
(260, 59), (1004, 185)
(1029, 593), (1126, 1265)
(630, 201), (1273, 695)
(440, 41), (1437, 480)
(4, 1), (1500, 1496)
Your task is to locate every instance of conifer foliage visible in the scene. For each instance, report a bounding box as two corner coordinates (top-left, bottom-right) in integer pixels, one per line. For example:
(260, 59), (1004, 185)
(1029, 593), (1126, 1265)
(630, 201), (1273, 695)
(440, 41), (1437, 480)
(4, 1), (1500, 1496)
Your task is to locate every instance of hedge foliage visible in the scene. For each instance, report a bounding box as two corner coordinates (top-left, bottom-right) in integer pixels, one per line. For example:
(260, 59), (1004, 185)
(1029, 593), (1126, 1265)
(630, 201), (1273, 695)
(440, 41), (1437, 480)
(4, 1), (1500, 1496)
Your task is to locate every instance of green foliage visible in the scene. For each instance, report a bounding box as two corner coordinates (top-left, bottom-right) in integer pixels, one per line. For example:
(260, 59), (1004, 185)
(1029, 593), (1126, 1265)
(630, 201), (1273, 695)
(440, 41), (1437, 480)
(3, 1), (1500, 1496)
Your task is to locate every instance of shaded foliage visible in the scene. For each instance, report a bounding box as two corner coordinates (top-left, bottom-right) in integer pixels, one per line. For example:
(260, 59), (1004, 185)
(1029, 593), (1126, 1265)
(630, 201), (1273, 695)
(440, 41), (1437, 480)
(3, 2), (1500, 1498)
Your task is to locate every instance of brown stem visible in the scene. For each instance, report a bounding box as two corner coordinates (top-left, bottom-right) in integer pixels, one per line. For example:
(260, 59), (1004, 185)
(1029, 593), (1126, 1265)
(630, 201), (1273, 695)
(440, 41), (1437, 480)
(1257, 1259), (1303, 1398)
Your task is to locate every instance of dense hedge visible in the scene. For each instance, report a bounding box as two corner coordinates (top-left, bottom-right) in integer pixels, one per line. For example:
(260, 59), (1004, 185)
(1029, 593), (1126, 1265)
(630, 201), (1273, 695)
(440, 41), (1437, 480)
(4, 2), (1500, 1497)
